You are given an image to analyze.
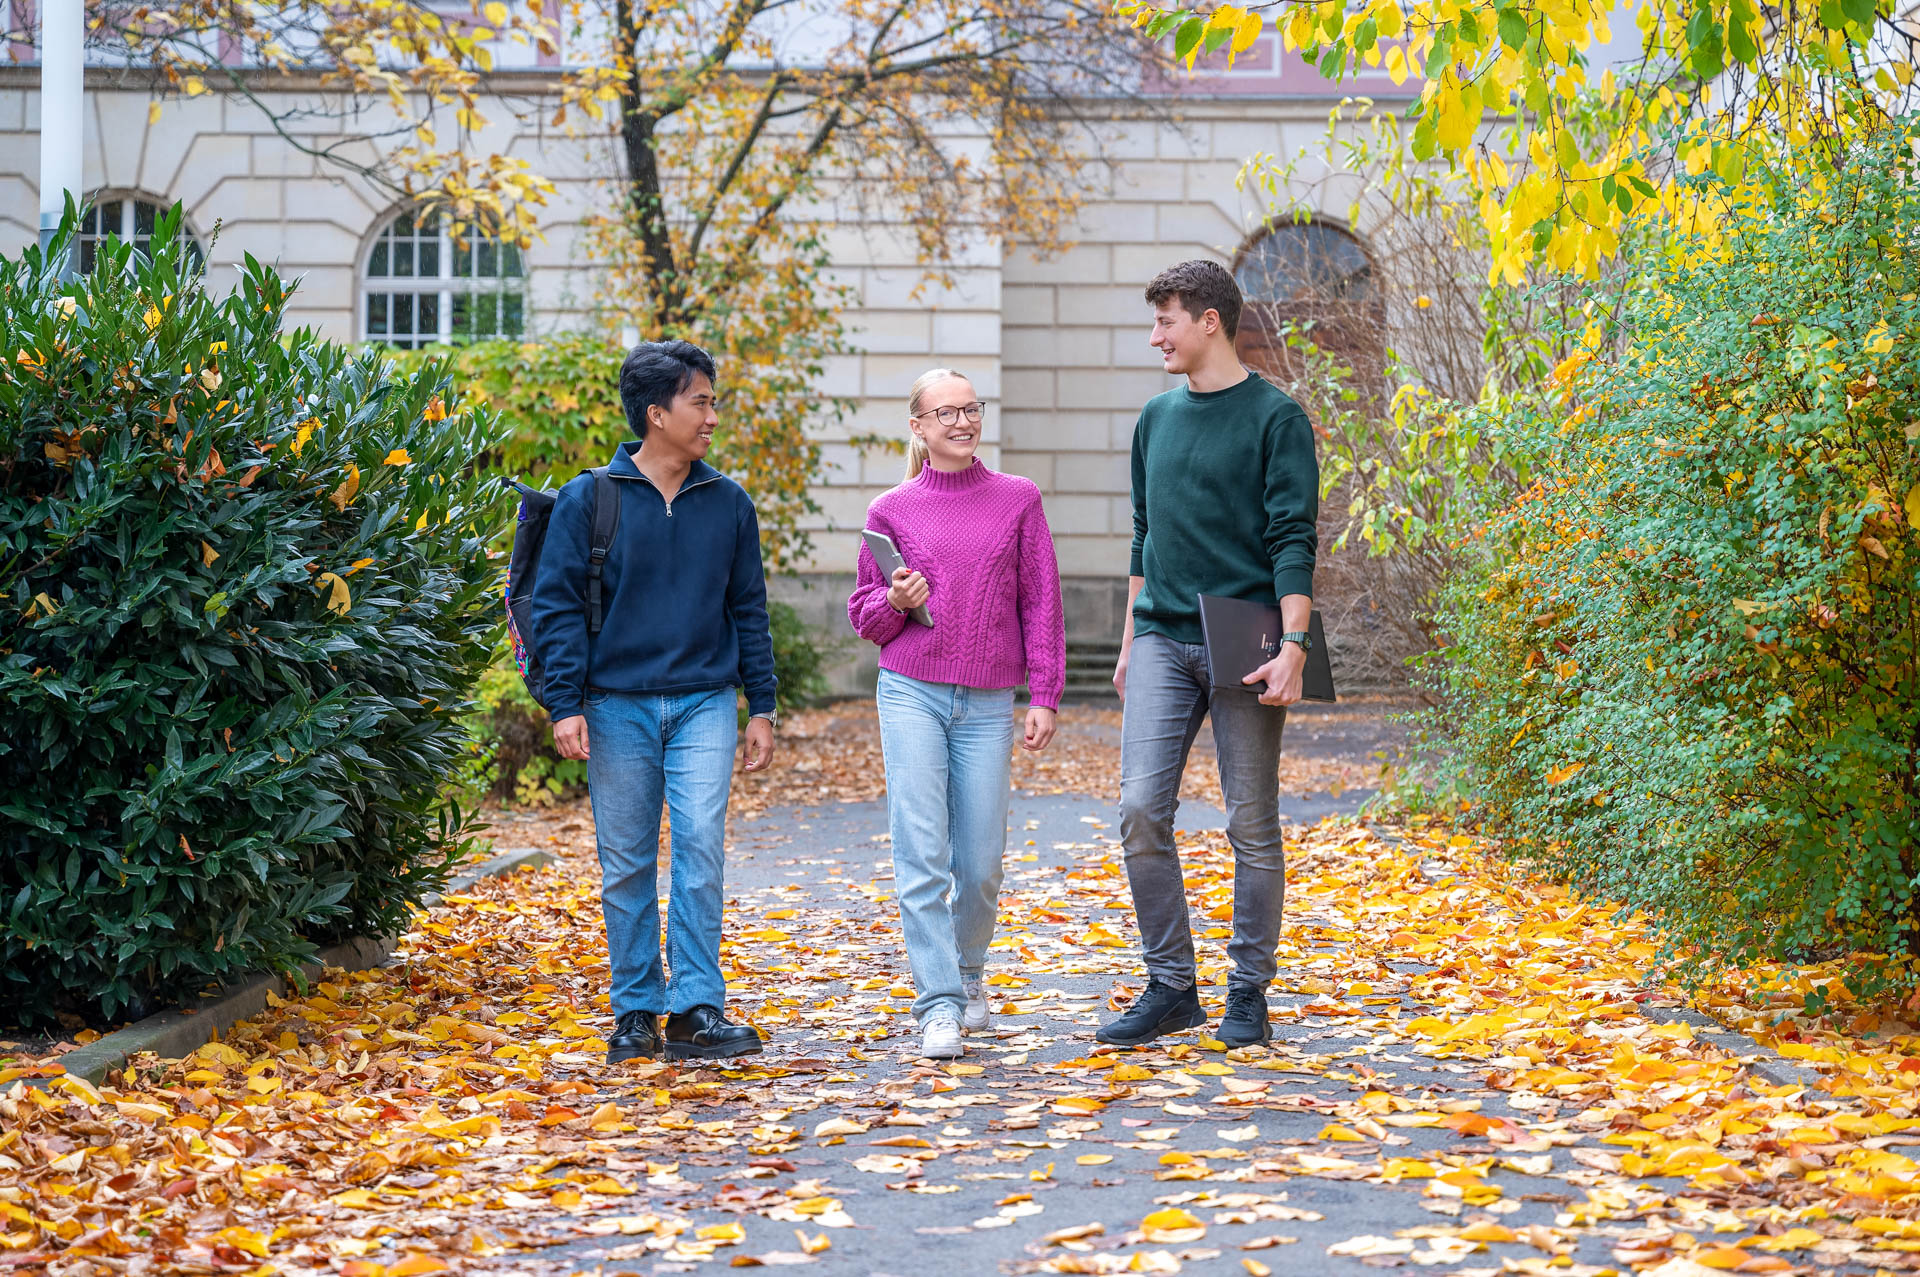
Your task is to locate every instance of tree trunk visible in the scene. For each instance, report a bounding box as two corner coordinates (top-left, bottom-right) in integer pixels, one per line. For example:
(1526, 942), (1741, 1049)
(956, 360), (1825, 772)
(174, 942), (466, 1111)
(614, 0), (683, 324)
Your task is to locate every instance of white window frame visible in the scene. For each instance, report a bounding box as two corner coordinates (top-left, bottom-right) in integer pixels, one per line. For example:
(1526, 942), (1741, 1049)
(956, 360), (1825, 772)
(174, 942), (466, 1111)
(360, 209), (528, 348)
(79, 193), (203, 273)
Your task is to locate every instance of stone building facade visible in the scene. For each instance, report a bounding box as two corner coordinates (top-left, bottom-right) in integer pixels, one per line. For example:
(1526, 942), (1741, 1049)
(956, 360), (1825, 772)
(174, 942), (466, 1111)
(1, 37), (1408, 695)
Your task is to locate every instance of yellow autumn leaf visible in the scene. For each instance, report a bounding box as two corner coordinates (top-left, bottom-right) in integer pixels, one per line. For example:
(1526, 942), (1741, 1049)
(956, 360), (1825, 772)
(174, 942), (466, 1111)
(200, 541), (219, 567)
(329, 464), (360, 510)
(384, 448), (413, 466)
(1141, 1207), (1206, 1243)
(1545, 760), (1587, 785)
(315, 572), (351, 616)
(696, 1222), (744, 1243)
(212, 1227), (270, 1258)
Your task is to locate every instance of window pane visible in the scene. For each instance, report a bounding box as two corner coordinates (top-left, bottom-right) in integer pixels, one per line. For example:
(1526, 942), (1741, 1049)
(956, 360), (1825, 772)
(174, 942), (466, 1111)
(1237, 224), (1373, 304)
(369, 241), (389, 276)
(417, 291), (439, 343)
(367, 293), (390, 337)
(500, 242), (523, 277)
(394, 241), (414, 277)
(133, 200), (157, 237)
(502, 291), (524, 337)
(418, 237), (439, 278)
(477, 240), (497, 279)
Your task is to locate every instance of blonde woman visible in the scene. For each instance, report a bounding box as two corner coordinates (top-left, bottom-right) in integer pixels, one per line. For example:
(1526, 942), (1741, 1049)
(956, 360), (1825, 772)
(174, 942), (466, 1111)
(847, 370), (1067, 1059)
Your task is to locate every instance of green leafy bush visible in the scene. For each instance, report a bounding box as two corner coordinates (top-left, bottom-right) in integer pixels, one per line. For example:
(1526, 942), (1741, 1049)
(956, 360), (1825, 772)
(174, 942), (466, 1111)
(0, 208), (512, 1026)
(1430, 121), (1920, 996)
(393, 334), (821, 570)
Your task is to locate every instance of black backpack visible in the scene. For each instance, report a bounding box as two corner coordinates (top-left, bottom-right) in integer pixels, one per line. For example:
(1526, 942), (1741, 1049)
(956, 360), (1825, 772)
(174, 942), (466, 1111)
(502, 469), (620, 711)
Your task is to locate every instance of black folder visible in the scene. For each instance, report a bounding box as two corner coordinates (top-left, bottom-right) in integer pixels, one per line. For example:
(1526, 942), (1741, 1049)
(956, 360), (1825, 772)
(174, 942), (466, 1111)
(1197, 595), (1337, 704)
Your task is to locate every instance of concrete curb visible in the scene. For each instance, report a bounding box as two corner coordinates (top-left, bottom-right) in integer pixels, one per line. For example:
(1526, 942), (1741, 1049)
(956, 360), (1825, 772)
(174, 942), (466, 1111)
(34, 846), (556, 1087)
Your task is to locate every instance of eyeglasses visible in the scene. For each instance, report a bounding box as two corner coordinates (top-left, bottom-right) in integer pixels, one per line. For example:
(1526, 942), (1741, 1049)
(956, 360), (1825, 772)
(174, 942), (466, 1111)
(911, 402), (986, 427)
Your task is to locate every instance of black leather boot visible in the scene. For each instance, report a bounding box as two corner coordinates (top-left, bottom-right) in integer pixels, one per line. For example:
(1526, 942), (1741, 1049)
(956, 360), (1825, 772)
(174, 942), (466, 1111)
(607, 1010), (664, 1063)
(664, 1005), (764, 1060)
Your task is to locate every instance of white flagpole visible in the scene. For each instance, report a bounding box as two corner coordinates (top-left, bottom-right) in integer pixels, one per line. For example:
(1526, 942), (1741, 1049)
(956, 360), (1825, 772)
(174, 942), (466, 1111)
(38, 0), (83, 269)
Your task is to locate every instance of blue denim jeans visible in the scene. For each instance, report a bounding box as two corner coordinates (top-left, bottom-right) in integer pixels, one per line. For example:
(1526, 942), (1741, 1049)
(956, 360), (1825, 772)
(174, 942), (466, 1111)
(876, 669), (1015, 1023)
(584, 687), (736, 1016)
(1119, 632), (1287, 991)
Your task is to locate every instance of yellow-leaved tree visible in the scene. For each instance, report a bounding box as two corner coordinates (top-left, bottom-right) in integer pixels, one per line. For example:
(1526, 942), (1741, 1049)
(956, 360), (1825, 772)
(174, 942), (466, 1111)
(22, 0), (1156, 567)
(1122, 0), (1916, 281)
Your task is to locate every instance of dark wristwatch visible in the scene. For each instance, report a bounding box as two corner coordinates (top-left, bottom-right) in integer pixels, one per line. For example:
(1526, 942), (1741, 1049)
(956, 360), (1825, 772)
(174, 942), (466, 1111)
(1280, 631), (1313, 652)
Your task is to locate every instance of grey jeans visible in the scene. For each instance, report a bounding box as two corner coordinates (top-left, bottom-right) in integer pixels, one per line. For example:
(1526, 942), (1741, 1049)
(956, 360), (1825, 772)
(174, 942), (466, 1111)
(1119, 631), (1287, 991)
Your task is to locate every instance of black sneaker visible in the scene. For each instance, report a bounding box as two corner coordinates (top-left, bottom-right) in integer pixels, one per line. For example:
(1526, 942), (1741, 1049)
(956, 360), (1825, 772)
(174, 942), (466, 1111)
(1095, 979), (1206, 1046)
(607, 1010), (663, 1064)
(664, 1005), (764, 1060)
(1218, 983), (1272, 1047)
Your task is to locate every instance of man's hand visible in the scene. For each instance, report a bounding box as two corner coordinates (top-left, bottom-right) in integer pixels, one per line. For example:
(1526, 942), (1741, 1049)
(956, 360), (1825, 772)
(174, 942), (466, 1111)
(887, 567), (930, 614)
(1243, 643), (1306, 707)
(1022, 706), (1057, 752)
(553, 714), (590, 761)
(742, 716), (775, 772)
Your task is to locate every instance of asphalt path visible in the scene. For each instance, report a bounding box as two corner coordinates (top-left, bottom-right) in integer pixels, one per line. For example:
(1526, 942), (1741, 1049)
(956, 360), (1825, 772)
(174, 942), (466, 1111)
(521, 780), (1676, 1277)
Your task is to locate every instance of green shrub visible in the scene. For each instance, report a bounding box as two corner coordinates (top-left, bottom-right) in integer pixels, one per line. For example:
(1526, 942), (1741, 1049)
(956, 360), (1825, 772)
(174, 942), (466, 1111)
(393, 334), (822, 570)
(1429, 121), (1920, 997)
(0, 208), (512, 1026)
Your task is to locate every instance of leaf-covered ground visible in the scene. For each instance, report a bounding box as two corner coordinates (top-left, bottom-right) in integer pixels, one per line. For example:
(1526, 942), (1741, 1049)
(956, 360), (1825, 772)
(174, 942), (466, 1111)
(6, 703), (1920, 1276)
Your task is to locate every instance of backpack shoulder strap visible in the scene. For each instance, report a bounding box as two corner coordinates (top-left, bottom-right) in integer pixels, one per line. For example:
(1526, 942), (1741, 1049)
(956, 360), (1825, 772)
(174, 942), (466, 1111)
(586, 466), (621, 635)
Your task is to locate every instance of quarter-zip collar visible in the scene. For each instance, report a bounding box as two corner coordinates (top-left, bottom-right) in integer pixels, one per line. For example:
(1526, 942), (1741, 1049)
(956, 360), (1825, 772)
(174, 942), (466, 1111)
(607, 439), (724, 516)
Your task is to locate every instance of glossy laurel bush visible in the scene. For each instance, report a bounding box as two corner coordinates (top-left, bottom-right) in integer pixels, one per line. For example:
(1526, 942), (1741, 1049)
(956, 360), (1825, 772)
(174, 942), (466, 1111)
(0, 207), (513, 1027)
(1431, 122), (1920, 1000)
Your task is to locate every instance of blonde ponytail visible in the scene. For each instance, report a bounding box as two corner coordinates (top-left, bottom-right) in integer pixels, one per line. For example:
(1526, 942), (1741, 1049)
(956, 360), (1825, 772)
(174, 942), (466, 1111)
(905, 367), (967, 481)
(906, 436), (931, 481)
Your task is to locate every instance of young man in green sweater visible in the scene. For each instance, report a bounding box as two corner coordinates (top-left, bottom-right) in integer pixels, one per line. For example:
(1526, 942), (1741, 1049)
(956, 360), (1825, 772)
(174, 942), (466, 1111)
(1099, 259), (1319, 1049)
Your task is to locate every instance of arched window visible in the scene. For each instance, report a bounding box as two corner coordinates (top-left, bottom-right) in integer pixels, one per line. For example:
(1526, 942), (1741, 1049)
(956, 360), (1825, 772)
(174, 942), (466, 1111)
(1231, 219), (1384, 400)
(362, 209), (527, 348)
(79, 194), (204, 274)
(1234, 220), (1373, 306)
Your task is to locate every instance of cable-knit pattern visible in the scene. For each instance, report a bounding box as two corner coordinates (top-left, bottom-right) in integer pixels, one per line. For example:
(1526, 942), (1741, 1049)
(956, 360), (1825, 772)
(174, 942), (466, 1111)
(846, 459), (1067, 709)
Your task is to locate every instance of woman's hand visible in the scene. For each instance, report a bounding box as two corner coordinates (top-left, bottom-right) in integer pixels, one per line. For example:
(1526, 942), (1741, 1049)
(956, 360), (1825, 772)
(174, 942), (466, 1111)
(887, 567), (930, 614)
(1022, 705), (1057, 752)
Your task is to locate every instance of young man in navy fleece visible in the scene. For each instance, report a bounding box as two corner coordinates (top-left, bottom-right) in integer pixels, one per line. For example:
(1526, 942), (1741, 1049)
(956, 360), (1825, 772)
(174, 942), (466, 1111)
(530, 339), (778, 1065)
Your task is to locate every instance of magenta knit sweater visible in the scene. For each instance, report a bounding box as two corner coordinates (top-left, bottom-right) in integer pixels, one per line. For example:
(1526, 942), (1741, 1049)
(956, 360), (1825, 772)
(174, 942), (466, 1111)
(848, 459), (1067, 709)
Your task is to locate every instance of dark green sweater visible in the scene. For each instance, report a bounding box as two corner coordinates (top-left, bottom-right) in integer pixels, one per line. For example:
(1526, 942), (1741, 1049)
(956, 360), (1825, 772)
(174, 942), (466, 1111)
(1128, 372), (1319, 644)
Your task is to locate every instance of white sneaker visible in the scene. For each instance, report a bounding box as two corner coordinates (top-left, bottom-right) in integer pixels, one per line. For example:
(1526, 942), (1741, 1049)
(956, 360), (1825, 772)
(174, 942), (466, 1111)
(920, 1012), (964, 1059)
(961, 977), (990, 1033)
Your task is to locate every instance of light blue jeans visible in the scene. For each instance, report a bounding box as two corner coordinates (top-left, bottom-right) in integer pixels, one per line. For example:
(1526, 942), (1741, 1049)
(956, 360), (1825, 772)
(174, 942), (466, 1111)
(876, 669), (1016, 1023)
(584, 687), (737, 1016)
